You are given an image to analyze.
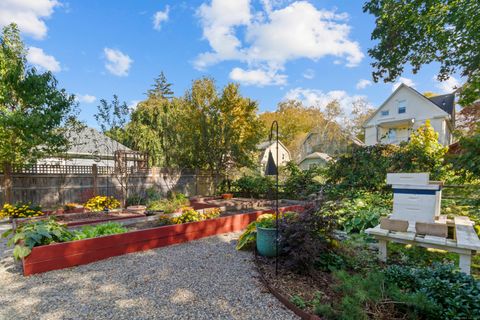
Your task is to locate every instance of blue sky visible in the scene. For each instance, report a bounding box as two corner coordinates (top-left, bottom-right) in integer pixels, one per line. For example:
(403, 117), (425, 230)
(1, 0), (461, 126)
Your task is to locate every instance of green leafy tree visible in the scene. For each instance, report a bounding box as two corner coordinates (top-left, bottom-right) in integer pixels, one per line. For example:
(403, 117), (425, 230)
(364, 0), (479, 105)
(452, 126), (480, 177)
(127, 72), (180, 167)
(182, 78), (263, 176)
(0, 23), (77, 203)
(393, 120), (449, 180)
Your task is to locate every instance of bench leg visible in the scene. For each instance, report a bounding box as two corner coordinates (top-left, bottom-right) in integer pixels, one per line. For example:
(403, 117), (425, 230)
(378, 239), (387, 262)
(459, 253), (471, 274)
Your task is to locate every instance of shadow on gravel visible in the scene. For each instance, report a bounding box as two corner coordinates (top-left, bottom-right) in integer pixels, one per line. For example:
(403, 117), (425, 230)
(0, 233), (295, 320)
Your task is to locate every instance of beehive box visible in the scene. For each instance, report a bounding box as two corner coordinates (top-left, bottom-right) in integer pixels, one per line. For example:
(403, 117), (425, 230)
(386, 173), (442, 232)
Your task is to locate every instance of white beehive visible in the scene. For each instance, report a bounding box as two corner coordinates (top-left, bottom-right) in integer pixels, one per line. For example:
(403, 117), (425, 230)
(387, 173), (442, 232)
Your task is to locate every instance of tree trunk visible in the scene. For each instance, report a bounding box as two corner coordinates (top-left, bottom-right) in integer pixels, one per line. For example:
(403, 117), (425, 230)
(3, 163), (13, 204)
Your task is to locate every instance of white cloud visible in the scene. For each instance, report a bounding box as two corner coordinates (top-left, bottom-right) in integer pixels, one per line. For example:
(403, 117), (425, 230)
(153, 6), (170, 30)
(434, 76), (460, 93)
(229, 67), (287, 86)
(103, 48), (133, 77)
(356, 79), (372, 90)
(27, 46), (61, 72)
(392, 77), (415, 91)
(75, 94), (97, 104)
(195, 0), (363, 86)
(0, 0), (59, 39)
(284, 87), (370, 115)
(128, 100), (140, 110)
(302, 69), (315, 80)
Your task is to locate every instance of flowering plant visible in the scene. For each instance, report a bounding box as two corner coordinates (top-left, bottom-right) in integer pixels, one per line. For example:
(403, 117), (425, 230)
(84, 196), (120, 212)
(0, 203), (43, 219)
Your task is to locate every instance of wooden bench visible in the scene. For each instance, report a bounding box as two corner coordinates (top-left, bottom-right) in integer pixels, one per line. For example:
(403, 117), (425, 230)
(366, 216), (480, 274)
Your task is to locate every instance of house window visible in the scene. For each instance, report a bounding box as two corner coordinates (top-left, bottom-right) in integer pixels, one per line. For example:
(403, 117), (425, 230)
(381, 110), (389, 116)
(398, 100), (406, 114)
(282, 154), (285, 160)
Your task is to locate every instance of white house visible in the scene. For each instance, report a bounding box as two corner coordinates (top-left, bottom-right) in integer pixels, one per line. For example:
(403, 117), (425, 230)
(363, 84), (455, 146)
(257, 141), (291, 173)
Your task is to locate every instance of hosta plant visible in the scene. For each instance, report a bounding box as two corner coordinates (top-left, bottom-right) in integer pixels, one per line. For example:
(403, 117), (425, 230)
(2, 218), (73, 259)
(84, 196), (121, 212)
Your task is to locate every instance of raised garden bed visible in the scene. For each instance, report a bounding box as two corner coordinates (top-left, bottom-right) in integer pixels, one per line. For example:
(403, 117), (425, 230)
(13, 211), (145, 229)
(22, 205), (305, 276)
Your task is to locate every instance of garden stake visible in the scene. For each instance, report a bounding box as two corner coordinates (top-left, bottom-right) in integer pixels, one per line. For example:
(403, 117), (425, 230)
(265, 120), (279, 276)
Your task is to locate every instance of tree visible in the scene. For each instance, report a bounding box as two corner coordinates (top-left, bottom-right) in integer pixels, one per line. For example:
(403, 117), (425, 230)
(0, 23), (77, 203)
(94, 95), (131, 205)
(364, 0), (479, 105)
(346, 98), (375, 141)
(259, 100), (330, 158)
(182, 78), (263, 177)
(393, 120), (449, 180)
(127, 72), (181, 167)
(456, 102), (480, 135)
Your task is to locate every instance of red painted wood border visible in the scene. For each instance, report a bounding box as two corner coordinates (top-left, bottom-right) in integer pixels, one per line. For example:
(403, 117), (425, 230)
(22, 205), (304, 276)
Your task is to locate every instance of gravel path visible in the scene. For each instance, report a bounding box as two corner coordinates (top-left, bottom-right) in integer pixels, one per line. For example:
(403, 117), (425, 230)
(0, 228), (298, 320)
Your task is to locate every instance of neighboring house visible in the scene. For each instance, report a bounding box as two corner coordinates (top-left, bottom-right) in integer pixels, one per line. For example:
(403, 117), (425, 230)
(363, 84), (455, 146)
(257, 141), (291, 173)
(298, 152), (332, 170)
(39, 127), (144, 168)
(298, 130), (363, 170)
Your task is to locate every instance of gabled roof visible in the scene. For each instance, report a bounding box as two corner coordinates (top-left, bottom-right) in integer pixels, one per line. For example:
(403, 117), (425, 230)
(257, 140), (291, 158)
(299, 152), (332, 163)
(428, 93), (455, 116)
(363, 83), (455, 127)
(65, 126), (132, 157)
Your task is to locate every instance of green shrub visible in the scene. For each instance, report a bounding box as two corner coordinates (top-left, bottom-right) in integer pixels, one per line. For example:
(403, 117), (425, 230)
(282, 162), (325, 199)
(2, 218), (73, 259)
(327, 269), (438, 320)
(126, 194), (146, 206)
(72, 222), (128, 240)
(384, 263), (480, 319)
(232, 175), (274, 198)
(326, 121), (452, 190)
(321, 191), (391, 234)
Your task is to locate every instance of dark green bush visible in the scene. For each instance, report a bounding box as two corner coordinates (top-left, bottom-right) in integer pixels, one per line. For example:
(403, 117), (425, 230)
(384, 263), (480, 319)
(282, 161), (325, 199)
(232, 175), (274, 198)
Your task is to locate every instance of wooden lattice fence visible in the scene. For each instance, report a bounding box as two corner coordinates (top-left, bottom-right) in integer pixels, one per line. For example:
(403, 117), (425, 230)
(0, 165), (219, 208)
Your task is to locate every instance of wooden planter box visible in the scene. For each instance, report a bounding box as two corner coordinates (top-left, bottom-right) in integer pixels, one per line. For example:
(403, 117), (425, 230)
(22, 205), (304, 276)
